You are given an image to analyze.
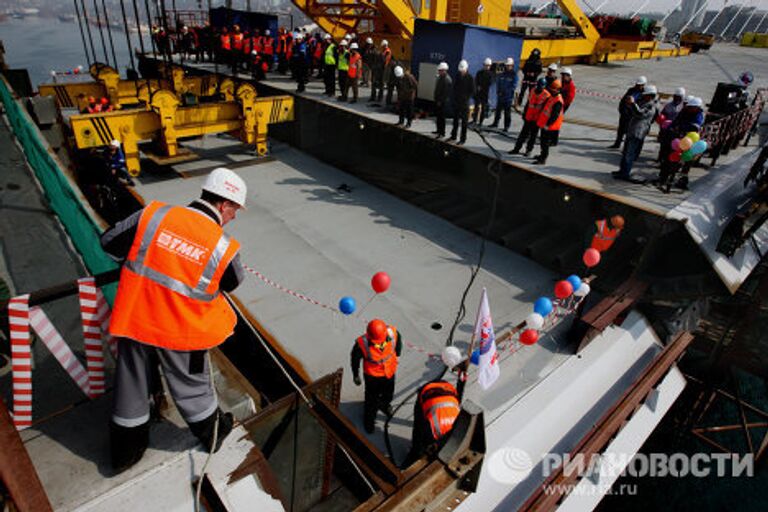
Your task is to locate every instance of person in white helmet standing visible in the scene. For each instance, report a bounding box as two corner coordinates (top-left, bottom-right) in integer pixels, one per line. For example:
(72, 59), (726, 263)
(657, 87), (686, 164)
(611, 76), (648, 148)
(490, 57), (517, 132)
(614, 85), (658, 182)
(433, 62), (453, 138)
(560, 67), (576, 113)
(393, 66), (418, 128)
(449, 60), (474, 145)
(471, 57), (494, 126)
(100, 167), (247, 474)
(361, 36), (375, 87)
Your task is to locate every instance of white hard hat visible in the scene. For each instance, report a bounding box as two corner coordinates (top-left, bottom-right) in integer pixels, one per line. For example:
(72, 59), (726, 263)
(366, 37), (373, 44)
(548, 63), (558, 71)
(203, 167), (247, 208)
(339, 39), (348, 46)
(688, 96), (703, 107)
(643, 84), (657, 96)
(295, 33), (303, 41)
(251, 50), (258, 55)
(50, 70), (57, 76)
(505, 57), (514, 66)
(350, 42), (359, 50)
(265, 29), (270, 36)
(437, 61), (449, 71)
(561, 67), (572, 76)
(674, 87), (686, 97)
(484, 57), (492, 66)
(110, 139), (121, 148)
(458, 59), (469, 72)
(685, 95), (695, 103)
(441, 346), (463, 369)
(324, 33), (331, 40)
(344, 34), (352, 40)
(636, 75), (647, 85)
(394, 66), (404, 78)
(381, 39), (388, 46)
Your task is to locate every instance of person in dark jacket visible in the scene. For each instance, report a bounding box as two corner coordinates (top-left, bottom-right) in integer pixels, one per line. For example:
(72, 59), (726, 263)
(613, 85), (658, 182)
(610, 76), (647, 148)
(368, 43), (384, 102)
(471, 57), (494, 126)
(509, 77), (549, 156)
(533, 79), (564, 165)
(433, 62), (453, 138)
(517, 48), (542, 108)
(490, 57), (517, 132)
(449, 60), (474, 145)
(291, 33), (310, 92)
(361, 37), (375, 87)
(394, 66), (418, 128)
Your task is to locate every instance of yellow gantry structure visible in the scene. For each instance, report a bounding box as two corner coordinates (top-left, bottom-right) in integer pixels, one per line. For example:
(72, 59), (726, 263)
(38, 63), (220, 110)
(290, 0), (689, 63)
(69, 83), (294, 176)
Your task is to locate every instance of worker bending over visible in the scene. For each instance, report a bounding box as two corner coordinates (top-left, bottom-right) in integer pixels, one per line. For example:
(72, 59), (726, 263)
(402, 380), (460, 467)
(351, 319), (402, 433)
(589, 215), (624, 253)
(101, 167), (247, 473)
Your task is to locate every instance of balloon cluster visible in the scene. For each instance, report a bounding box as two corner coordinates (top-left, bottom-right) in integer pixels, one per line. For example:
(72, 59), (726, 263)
(51, 65), (84, 77)
(521, 274), (590, 346)
(669, 132), (707, 163)
(338, 271), (391, 315)
(657, 113), (673, 130)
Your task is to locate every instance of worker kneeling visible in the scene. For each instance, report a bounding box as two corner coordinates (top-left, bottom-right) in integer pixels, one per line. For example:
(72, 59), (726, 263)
(101, 167), (247, 473)
(403, 380), (460, 467)
(351, 319), (402, 433)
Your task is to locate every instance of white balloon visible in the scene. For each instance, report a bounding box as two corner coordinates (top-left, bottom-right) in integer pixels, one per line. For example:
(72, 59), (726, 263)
(526, 313), (544, 330)
(574, 283), (591, 297)
(441, 346), (463, 368)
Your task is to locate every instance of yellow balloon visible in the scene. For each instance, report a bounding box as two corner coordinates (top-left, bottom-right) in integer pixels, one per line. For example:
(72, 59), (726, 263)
(686, 132), (700, 143)
(679, 137), (693, 151)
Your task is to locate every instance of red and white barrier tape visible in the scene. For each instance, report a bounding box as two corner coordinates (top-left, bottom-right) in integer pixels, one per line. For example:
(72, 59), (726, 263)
(8, 295), (33, 430)
(576, 88), (623, 102)
(243, 264), (338, 312)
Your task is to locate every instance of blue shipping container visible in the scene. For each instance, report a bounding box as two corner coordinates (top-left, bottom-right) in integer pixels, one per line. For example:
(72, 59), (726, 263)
(411, 19), (524, 109)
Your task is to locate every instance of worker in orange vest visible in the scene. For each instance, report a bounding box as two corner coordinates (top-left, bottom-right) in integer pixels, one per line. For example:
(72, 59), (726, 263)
(590, 215), (624, 252)
(101, 167), (247, 473)
(85, 95), (98, 113)
(533, 79), (564, 165)
(351, 319), (402, 433)
(262, 29), (274, 71)
(403, 380), (460, 467)
(347, 42), (363, 103)
(218, 27), (231, 66)
(509, 77), (550, 156)
(231, 25), (245, 73)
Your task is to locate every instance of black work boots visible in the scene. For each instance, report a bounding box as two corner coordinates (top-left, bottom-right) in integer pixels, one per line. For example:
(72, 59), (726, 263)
(188, 408), (234, 453)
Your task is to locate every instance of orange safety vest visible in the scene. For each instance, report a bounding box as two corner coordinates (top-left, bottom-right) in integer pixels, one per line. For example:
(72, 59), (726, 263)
(109, 201), (241, 351)
(537, 94), (564, 131)
(420, 382), (460, 441)
(356, 326), (398, 378)
(220, 34), (231, 51)
(525, 89), (551, 123)
(590, 219), (621, 252)
(382, 47), (392, 67)
(263, 36), (274, 55)
(232, 32), (244, 51)
(348, 52), (362, 78)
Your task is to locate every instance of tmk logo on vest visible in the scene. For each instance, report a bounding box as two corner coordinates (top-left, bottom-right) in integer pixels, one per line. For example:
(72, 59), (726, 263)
(156, 230), (208, 265)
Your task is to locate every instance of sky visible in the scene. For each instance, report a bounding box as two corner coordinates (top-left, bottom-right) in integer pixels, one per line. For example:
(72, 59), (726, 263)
(528, 0), (740, 15)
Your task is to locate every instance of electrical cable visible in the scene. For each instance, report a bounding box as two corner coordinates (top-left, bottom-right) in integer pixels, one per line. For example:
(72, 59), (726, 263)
(73, 0), (92, 66)
(132, 0), (146, 55)
(383, 125), (503, 466)
(101, 0), (120, 70)
(119, 0), (137, 72)
(92, 0), (111, 66)
(80, 0), (99, 66)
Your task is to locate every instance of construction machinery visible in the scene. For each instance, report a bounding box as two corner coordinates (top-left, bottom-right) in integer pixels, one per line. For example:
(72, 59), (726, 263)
(39, 63), (220, 110)
(69, 82), (293, 176)
(290, 0), (689, 63)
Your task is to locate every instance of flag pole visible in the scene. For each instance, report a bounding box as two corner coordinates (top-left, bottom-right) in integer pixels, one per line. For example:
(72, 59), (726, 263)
(457, 330), (476, 402)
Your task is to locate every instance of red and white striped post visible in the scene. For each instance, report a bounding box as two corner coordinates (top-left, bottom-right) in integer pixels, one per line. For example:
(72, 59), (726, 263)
(7, 295), (32, 430)
(78, 278), (106, 398)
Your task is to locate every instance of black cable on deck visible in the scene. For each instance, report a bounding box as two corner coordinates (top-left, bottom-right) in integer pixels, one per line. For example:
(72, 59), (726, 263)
(131, 0), (145, 55)
(80, 0), (98, 66)
(118, 0), (136, 72)
(101, 0), (120, 70)
(73, 0), (92, 66)
(91, 0), (111, 66)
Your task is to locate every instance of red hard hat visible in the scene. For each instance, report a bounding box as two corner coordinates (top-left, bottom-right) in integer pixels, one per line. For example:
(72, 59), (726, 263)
(88, 96), (96, 103)
(100, 97), (109, 105)
(366, 319), (387, 342)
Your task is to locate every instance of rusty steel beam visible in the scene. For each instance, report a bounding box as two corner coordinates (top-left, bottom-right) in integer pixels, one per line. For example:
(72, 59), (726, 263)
(0, 399), (53, 512)
(521, 330), (693, 511)
(576, 277), (648, 352)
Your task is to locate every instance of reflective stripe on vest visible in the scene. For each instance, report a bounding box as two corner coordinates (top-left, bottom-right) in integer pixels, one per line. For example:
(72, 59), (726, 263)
(591, 219), (620, 252)
(525, 89), (550, 122)
(426, 401), (460, 439)
(220, 34), (231, 50)
(537, 94), (564, 130)
(324, 43), (336, 65)
(357, 326), (398, 378)
(337, 51), (349, 71)
(232, 33), (244, 50)
(420, 382), (460, 440)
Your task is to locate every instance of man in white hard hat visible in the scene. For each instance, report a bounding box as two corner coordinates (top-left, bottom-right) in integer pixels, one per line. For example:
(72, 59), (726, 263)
(490, 57), (517, 132)
(657, 86), (686, 163)
(433, 62), (452, 138)
(471, 57), (494, 126)
(560, 67), (576, 112)
(101, 167), (247, 473)
(545, 63), (558, 87)
(614, 84), (658, 182)
(106, 139), (133, 186)
(361, 36), (375, 87)
(394, 65), (418, 128)
(611, 76), (648, 148)
(449, 60), (474, 145)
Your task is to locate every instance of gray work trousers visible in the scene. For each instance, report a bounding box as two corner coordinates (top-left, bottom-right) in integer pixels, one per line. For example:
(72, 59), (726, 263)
(112, 338), (217, 427)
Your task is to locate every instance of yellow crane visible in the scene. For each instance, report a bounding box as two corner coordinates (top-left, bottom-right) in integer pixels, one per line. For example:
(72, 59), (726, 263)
(69, 83), (294, 176)
(290, 0), (689, 63)
(39, 63), (220, 110)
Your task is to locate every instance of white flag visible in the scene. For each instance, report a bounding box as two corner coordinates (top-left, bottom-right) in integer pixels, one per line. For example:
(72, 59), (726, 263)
(473, 288), (500, 390)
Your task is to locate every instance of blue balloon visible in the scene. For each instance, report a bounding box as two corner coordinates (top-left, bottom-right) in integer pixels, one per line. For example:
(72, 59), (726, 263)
(339, 296), (356, 315)
(691, 140), (708, 155)
(470, 349), (480, 365)
(566, 275), (582, 292)
(534, 297), (554, 317)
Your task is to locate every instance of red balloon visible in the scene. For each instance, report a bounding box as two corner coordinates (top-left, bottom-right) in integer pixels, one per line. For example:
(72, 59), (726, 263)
(554, 280), (573, 299)
(669, 151), (681, 163)
(371, 271), (391, 294)
(583, 248), (601, 266)
(520, 329), (539, 345)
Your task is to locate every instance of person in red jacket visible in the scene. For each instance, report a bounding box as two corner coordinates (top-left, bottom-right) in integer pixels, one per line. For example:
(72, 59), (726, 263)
(560, 67), (576, 113)
(261, 29), (274, 71)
